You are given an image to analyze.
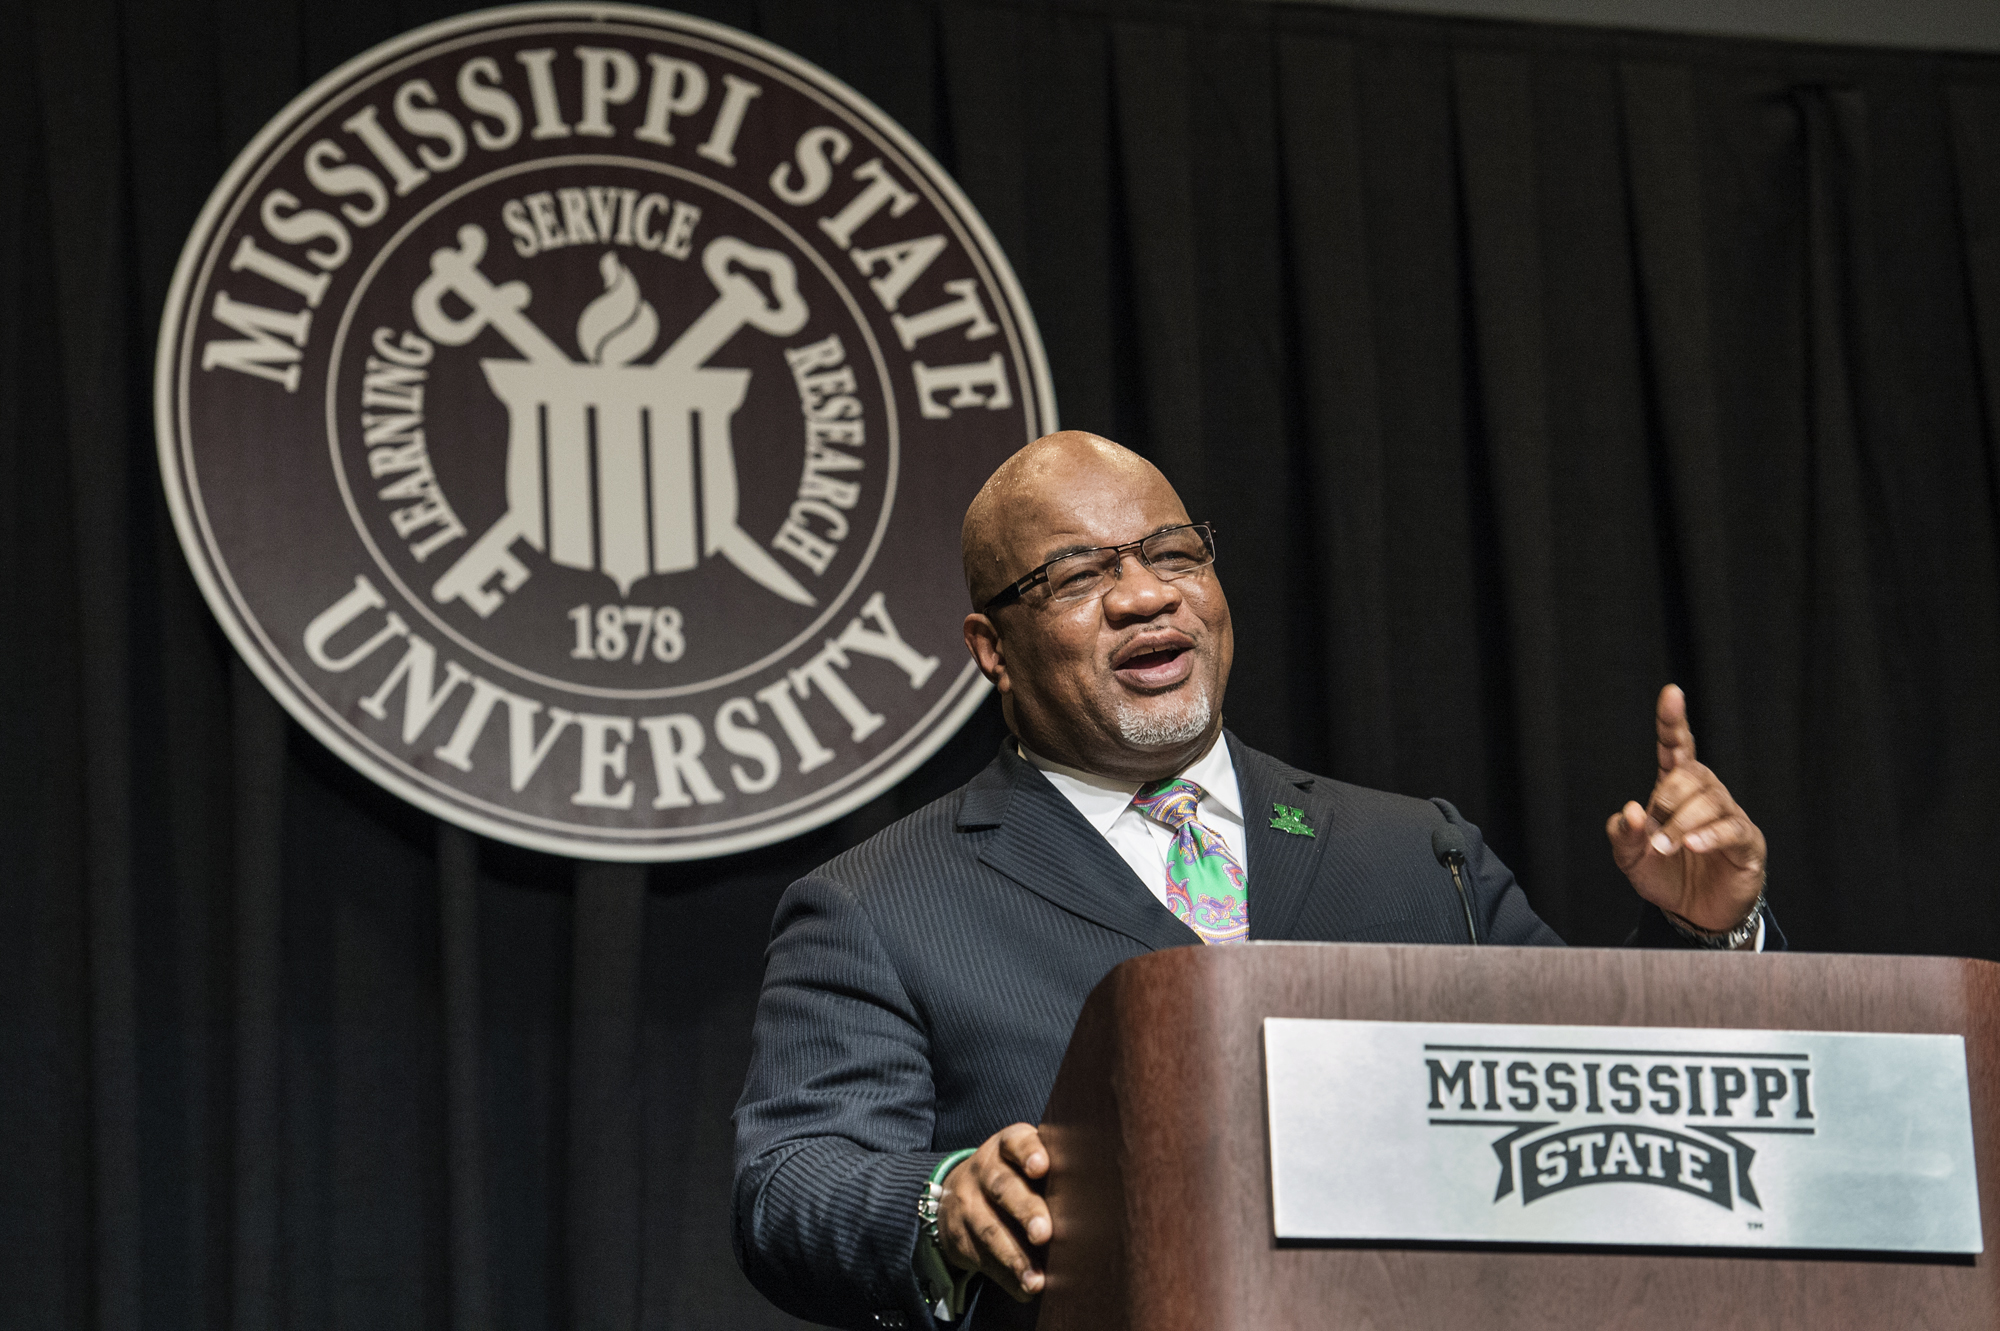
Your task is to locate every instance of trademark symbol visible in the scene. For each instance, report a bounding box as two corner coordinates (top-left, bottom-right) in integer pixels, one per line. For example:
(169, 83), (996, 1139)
(1747, 1221), (1764, 1230)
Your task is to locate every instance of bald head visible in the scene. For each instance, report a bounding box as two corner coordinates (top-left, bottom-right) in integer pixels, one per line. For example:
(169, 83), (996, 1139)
(961, 431), (1173, 609)
(957, 429), (1232, 779)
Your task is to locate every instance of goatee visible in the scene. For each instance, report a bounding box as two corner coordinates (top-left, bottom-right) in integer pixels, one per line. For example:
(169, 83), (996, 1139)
(1112, 684), (1211, 747)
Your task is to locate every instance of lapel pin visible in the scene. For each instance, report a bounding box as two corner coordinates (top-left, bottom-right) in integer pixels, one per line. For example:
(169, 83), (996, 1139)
(1269, 803), (1315, 837)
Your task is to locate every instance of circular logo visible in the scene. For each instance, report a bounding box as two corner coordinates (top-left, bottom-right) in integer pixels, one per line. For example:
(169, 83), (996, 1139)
(156, 4), (1054, 859)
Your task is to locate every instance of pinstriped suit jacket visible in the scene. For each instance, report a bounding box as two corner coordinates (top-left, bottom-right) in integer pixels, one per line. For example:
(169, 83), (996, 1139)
(731, 732), (1564, 1330)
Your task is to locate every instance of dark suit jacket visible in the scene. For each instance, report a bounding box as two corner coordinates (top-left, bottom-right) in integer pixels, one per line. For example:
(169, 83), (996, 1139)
(731, 732), (1593, 1329)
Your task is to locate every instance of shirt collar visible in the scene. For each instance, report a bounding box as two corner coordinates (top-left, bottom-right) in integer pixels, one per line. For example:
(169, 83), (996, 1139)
(1018, 730), (1242, 834)
(1179, 732), (1243, 823)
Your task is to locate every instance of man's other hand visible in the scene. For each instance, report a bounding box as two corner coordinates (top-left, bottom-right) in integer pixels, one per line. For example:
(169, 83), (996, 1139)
(1607, 684), (1767, 938)
(937, 1122), (1050, 1301)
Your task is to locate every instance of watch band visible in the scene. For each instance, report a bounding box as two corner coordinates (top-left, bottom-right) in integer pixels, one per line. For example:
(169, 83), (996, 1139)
(915, 1148), (979, 1320)
(1663, 889), (1766, 950)
(918, 1148), (979, 1249)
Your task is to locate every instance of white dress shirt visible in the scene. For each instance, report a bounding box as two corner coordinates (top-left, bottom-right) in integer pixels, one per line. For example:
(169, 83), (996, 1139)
(1020, 734), (1247, 910)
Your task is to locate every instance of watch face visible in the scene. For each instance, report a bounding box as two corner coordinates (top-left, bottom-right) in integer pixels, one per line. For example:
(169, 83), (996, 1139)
(156, 4), (1054, 859)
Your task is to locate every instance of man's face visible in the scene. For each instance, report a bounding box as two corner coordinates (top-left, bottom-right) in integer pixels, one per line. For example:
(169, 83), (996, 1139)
(963, 457), (1233, 781)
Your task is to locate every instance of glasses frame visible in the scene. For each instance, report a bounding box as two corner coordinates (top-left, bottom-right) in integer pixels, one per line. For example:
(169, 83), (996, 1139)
(979, 522), (1218, 613)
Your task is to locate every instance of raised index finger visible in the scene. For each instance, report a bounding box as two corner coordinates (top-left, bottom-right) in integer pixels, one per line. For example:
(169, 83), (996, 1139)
(1656, 683), (1695, 776)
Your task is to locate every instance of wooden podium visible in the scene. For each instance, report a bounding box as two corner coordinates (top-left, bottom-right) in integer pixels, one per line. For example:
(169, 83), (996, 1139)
(1034, 944), (2000, 1330)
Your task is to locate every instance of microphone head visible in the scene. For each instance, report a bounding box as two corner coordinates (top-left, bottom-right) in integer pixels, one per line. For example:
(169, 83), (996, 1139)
(1430, 824), (1469, 868)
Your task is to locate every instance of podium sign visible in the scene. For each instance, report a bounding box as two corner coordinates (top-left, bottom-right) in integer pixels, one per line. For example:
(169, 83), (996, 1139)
(1264, 1017), (1982, 1254)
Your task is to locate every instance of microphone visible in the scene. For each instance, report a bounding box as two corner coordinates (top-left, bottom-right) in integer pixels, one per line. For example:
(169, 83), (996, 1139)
(1430, 825), (1480, 945)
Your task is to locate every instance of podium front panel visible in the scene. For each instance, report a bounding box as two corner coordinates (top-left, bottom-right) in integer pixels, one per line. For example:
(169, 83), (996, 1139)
(1037, 944), (2000, 1331)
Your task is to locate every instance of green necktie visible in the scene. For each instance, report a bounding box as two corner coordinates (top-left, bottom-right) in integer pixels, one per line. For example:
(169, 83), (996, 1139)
(1131, 778), (1248, 944)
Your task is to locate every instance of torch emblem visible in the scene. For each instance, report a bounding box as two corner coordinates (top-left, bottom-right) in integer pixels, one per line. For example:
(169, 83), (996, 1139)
(414, 224), (817, 615)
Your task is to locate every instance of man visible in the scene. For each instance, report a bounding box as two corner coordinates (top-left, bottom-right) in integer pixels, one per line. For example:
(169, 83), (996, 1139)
(732, 432), (1770, 1330)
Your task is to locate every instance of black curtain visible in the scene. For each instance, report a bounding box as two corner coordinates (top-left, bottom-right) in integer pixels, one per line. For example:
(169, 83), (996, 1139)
(9, 0), (2000, 1326)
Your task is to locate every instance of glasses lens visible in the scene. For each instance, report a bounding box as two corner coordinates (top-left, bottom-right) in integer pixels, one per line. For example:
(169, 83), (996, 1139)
(1042, 549), (1121, 602)
(1141, 525), (1213, 576)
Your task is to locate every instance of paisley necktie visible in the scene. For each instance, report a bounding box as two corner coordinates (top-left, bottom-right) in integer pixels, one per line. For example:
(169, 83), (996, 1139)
(1130, 778), (1248, 944)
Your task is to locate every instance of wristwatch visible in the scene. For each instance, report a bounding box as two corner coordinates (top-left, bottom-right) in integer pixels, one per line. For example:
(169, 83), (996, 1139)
(915, 1149), (979, 1321)
(1664, 889), (1766, 950)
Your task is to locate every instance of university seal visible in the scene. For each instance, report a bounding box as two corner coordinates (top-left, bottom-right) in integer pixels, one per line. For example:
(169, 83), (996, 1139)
(155, 4), (1054, 859)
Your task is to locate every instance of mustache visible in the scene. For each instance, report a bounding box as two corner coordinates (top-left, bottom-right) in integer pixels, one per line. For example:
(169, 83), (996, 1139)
(1107, 624), (1198, 669)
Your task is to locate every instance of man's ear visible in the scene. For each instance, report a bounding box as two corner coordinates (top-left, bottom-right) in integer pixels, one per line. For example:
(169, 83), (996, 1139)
(963, 613), (1008, 693)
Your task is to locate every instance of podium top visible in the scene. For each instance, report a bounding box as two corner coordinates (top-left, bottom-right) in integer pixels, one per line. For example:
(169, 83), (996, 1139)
(1069, 939), (2000, 1033)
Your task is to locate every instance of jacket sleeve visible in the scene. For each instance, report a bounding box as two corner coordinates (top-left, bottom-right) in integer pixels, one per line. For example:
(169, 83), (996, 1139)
(1431, 799), (1565, 947)
(732, 871), (951, 1330)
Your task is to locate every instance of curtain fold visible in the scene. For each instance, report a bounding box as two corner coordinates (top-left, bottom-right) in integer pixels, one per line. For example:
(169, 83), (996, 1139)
(230, 670), (286, 1331)
(1110, 19), (1204, 488)
(1452, 47), (1572, 917)
(568, 864), (646, 1331)
(1793, 85), (1904, 951)
(437, 826), (490, 1331)
(8, 2), (2000, 1328)
(1617, 60), (1743, 770)
(1278, 35), (1396, 789)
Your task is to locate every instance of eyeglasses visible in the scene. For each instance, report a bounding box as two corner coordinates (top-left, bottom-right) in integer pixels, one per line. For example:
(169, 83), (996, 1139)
(980, 522), (1217, 612)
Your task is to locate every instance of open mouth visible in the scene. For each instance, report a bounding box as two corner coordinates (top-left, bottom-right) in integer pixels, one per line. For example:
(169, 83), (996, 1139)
(1112, 637), (1195, 689)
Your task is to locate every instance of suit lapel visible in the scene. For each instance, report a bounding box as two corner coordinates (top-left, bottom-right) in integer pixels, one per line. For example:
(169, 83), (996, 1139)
(961, 746), (1200, 953)
(1230, 733), (1335, 941)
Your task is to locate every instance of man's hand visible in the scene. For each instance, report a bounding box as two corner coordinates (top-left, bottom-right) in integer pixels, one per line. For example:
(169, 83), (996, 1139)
(1607, 684), (1767, 937)
(937, 1122), (1051, 1302)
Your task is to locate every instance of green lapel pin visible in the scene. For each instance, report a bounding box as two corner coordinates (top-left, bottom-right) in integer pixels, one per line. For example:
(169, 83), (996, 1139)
(1269, 803), (1315, 837)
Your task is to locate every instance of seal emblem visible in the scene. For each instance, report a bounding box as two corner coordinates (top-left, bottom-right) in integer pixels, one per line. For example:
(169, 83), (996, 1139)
(156, 4), (1055, 859)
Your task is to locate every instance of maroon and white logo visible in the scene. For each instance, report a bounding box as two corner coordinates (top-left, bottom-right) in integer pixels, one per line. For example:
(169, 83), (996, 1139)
(156, 4), (1054, 859)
